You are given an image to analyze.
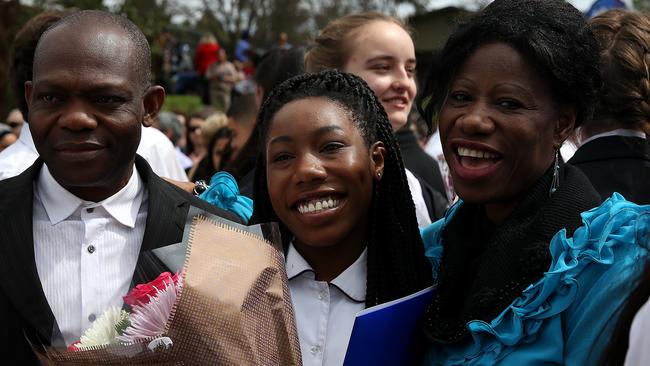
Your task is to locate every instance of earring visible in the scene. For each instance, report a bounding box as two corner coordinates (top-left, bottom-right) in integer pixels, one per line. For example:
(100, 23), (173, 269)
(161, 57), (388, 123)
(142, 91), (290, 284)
(377, 171), (382, 179)
(549, 149), (559, 196)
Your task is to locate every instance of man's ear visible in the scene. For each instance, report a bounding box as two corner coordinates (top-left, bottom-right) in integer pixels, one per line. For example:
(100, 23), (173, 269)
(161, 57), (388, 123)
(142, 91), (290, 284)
(370, 141), (386, 182)
(142, 85), (165, 127)
(554, 107), (577, 148)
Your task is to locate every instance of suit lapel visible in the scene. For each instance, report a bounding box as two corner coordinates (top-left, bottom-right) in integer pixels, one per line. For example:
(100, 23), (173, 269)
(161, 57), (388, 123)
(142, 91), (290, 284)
(0, 159), (56, 342)
(131, 156), (188, 285)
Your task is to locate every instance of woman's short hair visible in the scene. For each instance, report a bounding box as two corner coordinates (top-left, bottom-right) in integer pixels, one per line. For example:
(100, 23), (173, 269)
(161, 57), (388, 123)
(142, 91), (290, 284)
(251, 70), (432, 306)
(588, 9), (650, 134)
(304, 11), (409, 73)
(418, 0), (601, 131)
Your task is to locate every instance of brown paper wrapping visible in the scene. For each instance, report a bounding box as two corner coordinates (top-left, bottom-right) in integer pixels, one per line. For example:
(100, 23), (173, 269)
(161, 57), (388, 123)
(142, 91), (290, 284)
(34, 214), (302, 365)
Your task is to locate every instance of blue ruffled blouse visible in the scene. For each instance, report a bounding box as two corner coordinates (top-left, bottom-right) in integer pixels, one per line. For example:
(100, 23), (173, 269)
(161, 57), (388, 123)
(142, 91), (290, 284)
(421, 193), (650, 365)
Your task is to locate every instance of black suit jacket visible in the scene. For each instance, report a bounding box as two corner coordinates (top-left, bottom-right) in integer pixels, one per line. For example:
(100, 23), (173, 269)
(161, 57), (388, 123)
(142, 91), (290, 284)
(396, 127), (446, 195)
(568, 135), (650, 204)
(0, 155), (242, 364)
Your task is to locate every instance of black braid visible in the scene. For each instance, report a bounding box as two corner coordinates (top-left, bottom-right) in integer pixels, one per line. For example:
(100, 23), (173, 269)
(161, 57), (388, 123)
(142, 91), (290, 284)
(251, 70), (432, 307)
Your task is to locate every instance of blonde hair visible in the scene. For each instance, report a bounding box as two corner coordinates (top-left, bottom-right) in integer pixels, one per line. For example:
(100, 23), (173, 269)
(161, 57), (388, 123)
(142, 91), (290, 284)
(201, 111), (229, 145)
(305, 11), (410, 73)
(199, 33), (217, 45)
(587, 9), (650, 136)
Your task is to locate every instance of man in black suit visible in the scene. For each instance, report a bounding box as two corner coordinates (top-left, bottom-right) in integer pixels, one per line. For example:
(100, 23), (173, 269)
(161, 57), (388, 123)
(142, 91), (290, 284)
(0, 10), (241, 363)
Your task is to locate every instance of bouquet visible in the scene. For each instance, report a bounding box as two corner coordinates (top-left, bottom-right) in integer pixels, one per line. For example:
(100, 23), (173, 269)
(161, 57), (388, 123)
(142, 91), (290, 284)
(33, 208), (302, 365)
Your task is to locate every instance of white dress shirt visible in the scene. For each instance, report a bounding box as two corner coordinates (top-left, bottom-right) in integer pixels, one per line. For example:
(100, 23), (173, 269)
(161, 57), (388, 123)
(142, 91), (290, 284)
(625, 296), (650, 366)
(580, 128), (647, 146)
(405, 168), (432, 227)
(0, 124), (188, 181)
(286, 243), (367, 366)
(0, 121), (39, 180)
(33, 165), (147, 346)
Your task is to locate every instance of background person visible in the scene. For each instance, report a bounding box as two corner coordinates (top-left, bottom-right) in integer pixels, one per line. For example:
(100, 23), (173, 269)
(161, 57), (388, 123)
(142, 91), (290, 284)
(206, 48), (239, 112)
(569, 9), (650, 204)
(305, 11), (447, 225)
(416, 0), (649, 364)
(0, 125), (17, 152)
(5, 108), (24, 137)
(225, 47), (305, 198)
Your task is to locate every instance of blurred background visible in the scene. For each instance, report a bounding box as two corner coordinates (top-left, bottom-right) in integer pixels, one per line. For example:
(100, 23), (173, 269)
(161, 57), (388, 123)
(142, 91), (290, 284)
(0, 0), (640, 117)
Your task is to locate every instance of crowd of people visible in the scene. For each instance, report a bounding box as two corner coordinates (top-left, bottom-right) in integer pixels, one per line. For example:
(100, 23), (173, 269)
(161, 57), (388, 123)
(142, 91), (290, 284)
(0, 0), (649, 365)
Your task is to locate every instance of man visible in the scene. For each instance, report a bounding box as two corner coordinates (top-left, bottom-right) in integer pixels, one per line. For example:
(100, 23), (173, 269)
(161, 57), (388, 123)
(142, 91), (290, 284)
(226, 93), (256, 162)
(157, 110), (193, 170)
(0, 11), (241, 363)
(0, 10), (188, 182)
(5, 108), (24, 136)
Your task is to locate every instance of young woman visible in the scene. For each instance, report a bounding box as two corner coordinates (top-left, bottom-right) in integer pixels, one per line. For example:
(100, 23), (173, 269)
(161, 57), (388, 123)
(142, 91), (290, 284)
(251, 70), (431, 365)
(305, 12), (447, 225)
(416, 0), (650, 364)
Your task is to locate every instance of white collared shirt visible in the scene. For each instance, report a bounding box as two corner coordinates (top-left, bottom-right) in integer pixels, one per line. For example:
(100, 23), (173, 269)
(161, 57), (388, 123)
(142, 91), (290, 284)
(0, 121), (38, 180)
(405, 168), (432, 227)
(625, 296), (650, 366)
(580, 128), (647, 146)
(0, 124), (188, 181)
(286, 243), (367, 366)
(33, 165), (148, 346)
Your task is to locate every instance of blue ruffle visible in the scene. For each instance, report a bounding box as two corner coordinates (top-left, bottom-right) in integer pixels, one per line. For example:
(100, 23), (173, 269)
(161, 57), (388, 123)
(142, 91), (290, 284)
(199, 172), (254, 223)
(422, 193), (650, 365)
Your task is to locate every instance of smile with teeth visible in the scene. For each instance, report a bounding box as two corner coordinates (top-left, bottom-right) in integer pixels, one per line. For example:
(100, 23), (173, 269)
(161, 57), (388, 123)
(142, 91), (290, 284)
(457, 146), (500, 159)
(297, 196), (340, 214)
(384, 97), (408, 105)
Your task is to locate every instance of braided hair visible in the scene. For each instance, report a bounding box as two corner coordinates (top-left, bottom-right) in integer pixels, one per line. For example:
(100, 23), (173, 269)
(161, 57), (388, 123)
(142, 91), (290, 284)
(251, 70), (432, 307)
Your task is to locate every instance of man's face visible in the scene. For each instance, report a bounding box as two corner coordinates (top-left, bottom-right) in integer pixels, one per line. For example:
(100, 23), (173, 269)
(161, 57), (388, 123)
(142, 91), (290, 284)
(227, 116), (253, 161)
(26, 23), (160, 201)
(5, 109), (24, 136)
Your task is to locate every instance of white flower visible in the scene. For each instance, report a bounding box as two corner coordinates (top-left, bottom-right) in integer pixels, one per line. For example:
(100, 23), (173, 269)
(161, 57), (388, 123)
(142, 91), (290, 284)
(77, 307), (129, 349)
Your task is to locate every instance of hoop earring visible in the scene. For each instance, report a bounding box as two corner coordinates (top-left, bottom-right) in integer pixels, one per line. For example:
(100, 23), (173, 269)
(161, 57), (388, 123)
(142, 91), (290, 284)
(549, 149), (559, 197)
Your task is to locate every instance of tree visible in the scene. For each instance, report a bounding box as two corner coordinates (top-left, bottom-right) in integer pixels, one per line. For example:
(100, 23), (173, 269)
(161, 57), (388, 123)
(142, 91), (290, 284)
(197, 0), (431, 51)
(117, 0), (172, 41)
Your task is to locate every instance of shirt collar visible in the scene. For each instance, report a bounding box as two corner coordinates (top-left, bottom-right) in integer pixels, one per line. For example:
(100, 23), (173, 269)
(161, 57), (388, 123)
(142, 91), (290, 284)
(20, 122), (37, 153)
(286, 242), (367, 302)
(36, 164), (144, 228)
(581, 128), (647, 146)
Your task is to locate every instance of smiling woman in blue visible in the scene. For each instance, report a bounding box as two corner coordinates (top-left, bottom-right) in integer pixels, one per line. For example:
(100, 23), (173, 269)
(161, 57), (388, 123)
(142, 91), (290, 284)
(416, 0), (650, 364)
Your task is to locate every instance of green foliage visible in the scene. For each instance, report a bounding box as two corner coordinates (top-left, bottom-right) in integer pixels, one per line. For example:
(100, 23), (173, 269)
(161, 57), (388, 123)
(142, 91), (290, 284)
(117, 0), (171, 42)
(162, 95), (204, 116)
(634, 0), (650, 11)
(114, 315), (131, 336)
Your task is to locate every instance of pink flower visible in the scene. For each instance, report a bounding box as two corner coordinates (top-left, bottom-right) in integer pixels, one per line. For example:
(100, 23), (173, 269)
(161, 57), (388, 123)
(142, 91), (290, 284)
(118, 276), (182, 344)
(123, 272), (178, 307)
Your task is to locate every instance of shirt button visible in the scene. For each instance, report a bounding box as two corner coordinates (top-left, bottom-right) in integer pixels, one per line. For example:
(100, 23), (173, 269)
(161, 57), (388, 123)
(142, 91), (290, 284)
(87, 245), (96, 254)
(310, 345), (321, 354)
(88, 313), (96, 322)
(86, 207), (94, 213)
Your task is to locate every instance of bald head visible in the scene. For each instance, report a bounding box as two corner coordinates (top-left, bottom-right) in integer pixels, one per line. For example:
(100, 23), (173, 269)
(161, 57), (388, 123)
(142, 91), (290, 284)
(35, 10), (151, 90)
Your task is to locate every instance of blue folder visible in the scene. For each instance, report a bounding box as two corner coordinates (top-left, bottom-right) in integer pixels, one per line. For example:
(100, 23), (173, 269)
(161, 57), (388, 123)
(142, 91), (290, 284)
(343, 286), (436, 366)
